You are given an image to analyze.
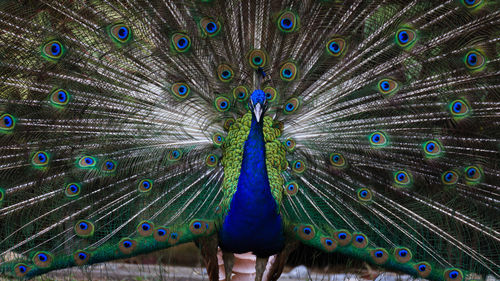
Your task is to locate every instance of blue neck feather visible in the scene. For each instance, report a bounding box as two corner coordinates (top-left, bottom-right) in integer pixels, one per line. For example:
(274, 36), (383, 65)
(220, 113), (284, 257)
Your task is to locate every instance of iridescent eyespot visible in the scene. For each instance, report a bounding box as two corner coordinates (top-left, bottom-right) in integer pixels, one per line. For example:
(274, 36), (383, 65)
(394, 247), (412, 263)
(329, 153), (347, 168)
(65, 183), (81, 198)
(74, 250), (91, 265)
(205, 154), (218, 167)
(441, 170), (459, 186)
(296, 224), (315, 240)
(49, 89), (70, 107)
(74, 220), (94, 237)
(214, 96), (230, 112)
(138, 179), (153, 192)
(422, 140), (443, 158)
(394, 170), (412, 187)
(212, 133), (224, 147)
(370, 248), (388, 264)
(0, 113), (15, 131)
(42, 40), (65, 61)
(233, 86), (249, 102)
(248, 49), (268, 69)
(284, 138), (296, 151)
(464, 50), (486, 71)
(223, 118), (235, 131)
(377, 79), (399, 96)
(321, 237), (337, 252)
(168, 149), (182, 161)
(169, 232), (181, 245)
(283, 98), (300, 114)
(357, 188), (373, 202)
(280, 62), (297, 81)
(119, 238), (137, 254)
(138, 221), (154, 236)
(102, 160), (116, 172)
(461, 0), (484, 9)
(32, 151), (50, 167)
(78, 156), (96, 168)
(109, 24), (132, 44)
(415, 262), (432, 278)
(277, 11), (298, 32)
(334, 230), (352, 246)
(217, 64), (234, 82)
(154, 226), (170, 242)
(395, 28), (417, 48)
(263, 86), (277, 102)
(190, 220), (207, 235)
(369, 131), (388, 147)
(171, 82), (190, 100)
(444, 269), (463, 281)
(464, 165), (482, 184)
(292, 160), (305, 173)
(33, 251), (53, 268)
(449, 99), (470, 118)
(200, 17), (220, 37)
(352, 233), (368, 248)
(326, 38), (346, 56)
(171, 33), (191, 53)
(285, 181), (298, 196)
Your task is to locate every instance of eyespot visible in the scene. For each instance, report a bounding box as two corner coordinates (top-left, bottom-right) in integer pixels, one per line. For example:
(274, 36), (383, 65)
(464, 50), (486, 70)
(248, 49), (268, 69)
(217, 64), (234, 82)
(0, 113), (15, 131)
(464, 165), (482, 184)
(329, 153), (347, 168)
(422, 140), (444, 158)
(138, 179), (153, 192)
(277, 11), (298, 32)
(284, 138), (296, 151)
(356, 188), (373, 202)
(296, 224), (315, 241)
(171, 82), (190, 100)
(442, 170), (459, 185)
(370, 248), (389, 264)
(280, 62), (298, 81)
(119, 238), (137, 255)
(263, 86), (277, 103)
(394, 247), (412, 263)
(33, 251), (53, 268)
(283, 98), (300, 114)
(377, 79), (399, 96)
(32, 151), (50, 167)
(154, 226), (170, 242)
(415, 262), (432, 278)
(461, 0), (483, 9)
(189, 220), (208, 235)
(233, 86), (249, 102)
(14, 263), (30, 277)
(320, 237), (337, 252)
(449, 99), (470, 118)
(444, 269), (463, 281)
(334, 230), (352, 246)
(212, 133), (224, 147)
(395, 28), (417, 48)
(102, 160), (116, 172)
(49, 89), (70, 107)
(74, 220), (94, 237)
(292, 160), (305, 173)
(42, 40), (65, 61)
(214, 96), (231, 112)
(137, 221), (154, 236)
(369, 131), (388, 147)
(77, 156), (96, 168)
(74, 250), (91, 265)
(65, 183), (81, 198)
(168, 149), (182, 161)
(109, 24), (132, 44)
(394, 170), (412, 187)
(205, 154), (219, 167)
(285, 181), (299, 196)
(171, 33), (191, 53)
(352, 233), (368, 248)
(168, 231), (181, 245)
(200, 17), (220, 37)
(326, 38), (346, 56)
(223, 118), (235, 131)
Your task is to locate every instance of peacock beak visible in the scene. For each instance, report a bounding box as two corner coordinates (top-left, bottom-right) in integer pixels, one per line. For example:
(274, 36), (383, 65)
(253, 103), (263, 122)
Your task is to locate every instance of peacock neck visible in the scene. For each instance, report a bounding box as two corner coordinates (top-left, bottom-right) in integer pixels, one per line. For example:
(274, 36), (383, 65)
(219, 113), (284, 257)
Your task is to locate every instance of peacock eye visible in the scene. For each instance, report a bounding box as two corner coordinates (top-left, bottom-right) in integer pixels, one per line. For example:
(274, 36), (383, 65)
(285, 181), (298, 195)
(49, 89), (70, 107)
(65, 183), (81, 197)
(395, 28), (417, 48)
(280, 62), (297, 81)
(377, 79), (399, 96)
(109, 24), (132, 44)
(170, 82), (190, 100)
(200, 17), (220, 36)
(329, 153), (347, 168)
(171, 33), (191, 52)
(292, 160), (305, 173)
(217, 64), (234, 82)
(369, 131), (388, 147)
(212, 133), (224, 146)
(464, 165), (482, 184)
(449, 99), (470, 118)
(138, 179), (153, 192)
(262, 86), (277, 102)
(394, 170), (412, 187)
(442, 170), (459, 185)
(326, 38), (346, 56)
(277, 11), (298, 32)
(78, 156), (96, 168)
(42, 40), (65, 61)
(32, 151), (50, 167)
(283, 98), (300, 114)
(462, 0), (483, 8)
(75, 220), (94, 237)
(248, 49), (267, 69)
(464, 50), (486, 70)
(233, 86), (249, 101)
(205, 154), (218, 167)
(1, 113), (15, 131)
(357, 188), (373, 202)
(214, 96), (230, 112)
(423, 140), (443, 158)
(168, 149), (182, 161)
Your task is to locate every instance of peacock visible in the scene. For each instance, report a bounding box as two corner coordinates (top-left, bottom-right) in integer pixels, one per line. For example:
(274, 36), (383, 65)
(0, 0), (499, 280)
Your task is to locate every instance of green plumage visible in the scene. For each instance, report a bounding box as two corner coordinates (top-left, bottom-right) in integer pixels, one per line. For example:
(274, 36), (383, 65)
(0, 0), (499, 280)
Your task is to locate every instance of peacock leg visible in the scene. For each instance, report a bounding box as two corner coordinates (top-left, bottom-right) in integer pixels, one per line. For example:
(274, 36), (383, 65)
(196, 235), (219, 281)
(222, 251), (235, 281)
(265, 241), (299, 281)
(255, 256), (269, 281)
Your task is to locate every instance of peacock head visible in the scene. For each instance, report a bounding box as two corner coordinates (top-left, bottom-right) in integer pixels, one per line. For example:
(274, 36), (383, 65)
(249, 89), (267, 123)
